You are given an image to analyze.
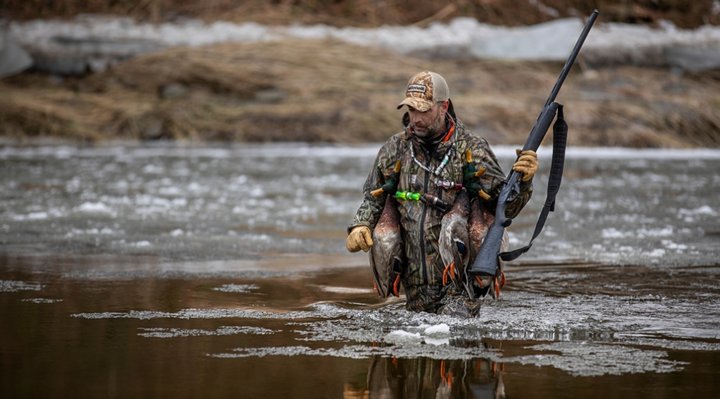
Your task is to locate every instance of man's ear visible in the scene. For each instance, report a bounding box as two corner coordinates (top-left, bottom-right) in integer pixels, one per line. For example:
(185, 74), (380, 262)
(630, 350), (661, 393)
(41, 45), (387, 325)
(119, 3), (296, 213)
(440, 100), (449, 115)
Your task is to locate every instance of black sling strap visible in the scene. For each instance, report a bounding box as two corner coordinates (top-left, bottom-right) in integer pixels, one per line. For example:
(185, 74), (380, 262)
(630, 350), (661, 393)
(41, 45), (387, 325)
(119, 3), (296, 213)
(499, 104), (568, 262)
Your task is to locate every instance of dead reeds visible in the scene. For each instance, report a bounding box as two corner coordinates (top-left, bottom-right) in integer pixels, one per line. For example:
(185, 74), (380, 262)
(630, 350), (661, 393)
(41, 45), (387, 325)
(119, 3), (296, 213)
(1, 39), (718, 147)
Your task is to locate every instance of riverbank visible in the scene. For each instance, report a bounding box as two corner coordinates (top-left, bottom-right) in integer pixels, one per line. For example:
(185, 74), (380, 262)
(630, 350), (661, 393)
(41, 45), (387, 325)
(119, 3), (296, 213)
(2, 36), (719, 147)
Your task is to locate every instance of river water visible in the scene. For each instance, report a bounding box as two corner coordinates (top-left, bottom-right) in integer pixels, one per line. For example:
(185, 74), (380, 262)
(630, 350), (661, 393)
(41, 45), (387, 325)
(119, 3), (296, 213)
(1, 142), (719, 398)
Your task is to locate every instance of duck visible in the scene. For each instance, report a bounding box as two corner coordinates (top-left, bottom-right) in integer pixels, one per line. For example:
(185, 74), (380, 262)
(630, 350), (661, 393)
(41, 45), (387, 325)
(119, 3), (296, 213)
(467, 197), (508, 298)
(439, 190), (470, 291)
(369, 196), (404, 297)
(439, 190), (509, 299)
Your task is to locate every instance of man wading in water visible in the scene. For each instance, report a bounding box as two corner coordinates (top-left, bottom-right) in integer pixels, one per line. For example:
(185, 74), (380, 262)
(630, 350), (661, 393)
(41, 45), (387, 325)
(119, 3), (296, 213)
(346, 71), (538, 315)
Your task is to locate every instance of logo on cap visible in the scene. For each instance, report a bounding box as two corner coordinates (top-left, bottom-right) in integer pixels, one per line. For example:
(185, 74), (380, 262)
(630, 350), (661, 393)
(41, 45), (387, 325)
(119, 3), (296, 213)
(406, 84), (427, 94)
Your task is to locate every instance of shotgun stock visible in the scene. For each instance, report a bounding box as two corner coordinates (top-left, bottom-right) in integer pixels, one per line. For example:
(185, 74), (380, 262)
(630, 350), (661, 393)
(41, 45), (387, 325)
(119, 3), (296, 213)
(469, 10), (599, 277)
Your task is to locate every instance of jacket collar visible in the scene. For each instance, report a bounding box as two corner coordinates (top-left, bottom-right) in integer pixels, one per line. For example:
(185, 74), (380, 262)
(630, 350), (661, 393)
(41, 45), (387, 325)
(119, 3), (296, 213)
(401, 111), (461, 146)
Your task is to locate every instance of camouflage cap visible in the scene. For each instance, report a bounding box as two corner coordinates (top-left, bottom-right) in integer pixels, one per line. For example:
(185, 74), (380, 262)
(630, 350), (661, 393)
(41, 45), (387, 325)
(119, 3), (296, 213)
(397, 71), (450, 112)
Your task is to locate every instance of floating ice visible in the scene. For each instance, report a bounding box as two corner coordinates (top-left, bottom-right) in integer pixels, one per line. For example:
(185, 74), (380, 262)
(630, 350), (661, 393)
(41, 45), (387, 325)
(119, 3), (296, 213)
(76, 202), (115, 215)
(646, 249), (667, 258)
(385, 330), (423, 343)
(424, 323), (451, 336)
(210, 343), (494, 360)
(601, 228), (627, 239)
(637, 227), (674, 238)
(213, 284), (259, 293)
(66, 227), (116, 237)
(688, 205), (715, 215)
(72, 306), (351, 320)
(313, 285), (375, 294)
(616, 336), (720, 352)
(211, 346), (320, 359)
(70, 292), (720, 375)
(138, 325), (275, 338)
(505, 342), (687, 376)
(0, 280), (43, 292)
(679, 206), (716, 222)
(661, 240), (688, 251)
(21, 298), (62, 304)
(11, 212), (49, 221)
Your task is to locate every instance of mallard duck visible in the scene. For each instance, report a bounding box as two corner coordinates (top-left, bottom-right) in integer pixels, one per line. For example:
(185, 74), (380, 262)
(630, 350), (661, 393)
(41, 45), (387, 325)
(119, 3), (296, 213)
(439, 190), (470, 290)
(369, 196), (404, 297)
(467, 197), (508, 298)
(439, 190), (509, 299)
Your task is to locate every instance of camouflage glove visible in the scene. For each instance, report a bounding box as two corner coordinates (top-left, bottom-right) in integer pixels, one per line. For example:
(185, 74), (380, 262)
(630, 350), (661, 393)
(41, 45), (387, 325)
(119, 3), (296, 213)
(346, 226), (373, 252)
(512, 149), (538, 182)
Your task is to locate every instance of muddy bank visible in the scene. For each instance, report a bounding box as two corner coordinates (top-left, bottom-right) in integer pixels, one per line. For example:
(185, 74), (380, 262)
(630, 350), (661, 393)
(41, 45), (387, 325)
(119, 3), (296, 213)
(1, 38), (719, 147)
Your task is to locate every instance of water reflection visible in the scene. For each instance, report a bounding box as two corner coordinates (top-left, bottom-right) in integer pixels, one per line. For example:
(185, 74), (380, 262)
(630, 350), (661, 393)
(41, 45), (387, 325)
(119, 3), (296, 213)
(347, 355), (504, 399)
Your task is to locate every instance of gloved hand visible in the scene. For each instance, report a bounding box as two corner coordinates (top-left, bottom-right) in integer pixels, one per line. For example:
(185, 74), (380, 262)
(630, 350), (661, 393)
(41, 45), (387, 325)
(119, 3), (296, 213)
(346, 226), (373, 252)
(512, 149), (538, 182)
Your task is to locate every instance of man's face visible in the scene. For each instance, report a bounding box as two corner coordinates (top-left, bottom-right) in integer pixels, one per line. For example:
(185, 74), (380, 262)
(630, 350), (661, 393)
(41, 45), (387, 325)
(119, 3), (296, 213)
(408, 101), (448, 139)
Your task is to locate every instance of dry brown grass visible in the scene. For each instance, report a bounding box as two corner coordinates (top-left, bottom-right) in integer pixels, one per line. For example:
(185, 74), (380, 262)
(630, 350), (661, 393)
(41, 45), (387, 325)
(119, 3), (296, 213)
(3, 0), (717, 28)
(1, 39), (719, 146)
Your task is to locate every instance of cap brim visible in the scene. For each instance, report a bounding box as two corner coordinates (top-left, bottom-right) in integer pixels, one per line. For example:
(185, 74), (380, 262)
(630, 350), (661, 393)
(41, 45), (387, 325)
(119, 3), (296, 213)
(397, 97), (433, 112)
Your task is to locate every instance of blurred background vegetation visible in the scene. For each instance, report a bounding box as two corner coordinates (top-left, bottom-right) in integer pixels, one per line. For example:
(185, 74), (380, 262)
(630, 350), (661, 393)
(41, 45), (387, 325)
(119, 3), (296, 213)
(1, 1), (719, 146)
(2, 0), (718, 27)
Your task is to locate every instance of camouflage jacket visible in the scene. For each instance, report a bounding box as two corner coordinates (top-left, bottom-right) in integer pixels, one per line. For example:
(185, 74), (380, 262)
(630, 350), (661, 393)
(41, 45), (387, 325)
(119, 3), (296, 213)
(350, 116), (532, 290)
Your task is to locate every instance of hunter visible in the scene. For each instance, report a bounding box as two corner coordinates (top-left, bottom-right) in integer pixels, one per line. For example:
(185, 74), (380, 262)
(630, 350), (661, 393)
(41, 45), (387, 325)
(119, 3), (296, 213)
(346, 71), (538, 314)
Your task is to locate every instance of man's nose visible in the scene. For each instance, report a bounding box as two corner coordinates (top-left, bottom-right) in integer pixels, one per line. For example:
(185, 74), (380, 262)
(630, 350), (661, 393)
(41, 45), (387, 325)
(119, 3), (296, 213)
(409, 111), (423, 124)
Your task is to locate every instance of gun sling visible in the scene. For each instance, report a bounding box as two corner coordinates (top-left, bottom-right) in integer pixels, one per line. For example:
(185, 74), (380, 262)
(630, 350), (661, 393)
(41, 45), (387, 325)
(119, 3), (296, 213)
(500, 104), (568, 262)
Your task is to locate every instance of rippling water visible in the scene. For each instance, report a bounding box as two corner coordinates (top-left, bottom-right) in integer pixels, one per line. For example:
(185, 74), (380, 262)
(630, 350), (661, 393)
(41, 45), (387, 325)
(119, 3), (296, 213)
(1, 143), (718, 265)
(1, 142), (719, 398)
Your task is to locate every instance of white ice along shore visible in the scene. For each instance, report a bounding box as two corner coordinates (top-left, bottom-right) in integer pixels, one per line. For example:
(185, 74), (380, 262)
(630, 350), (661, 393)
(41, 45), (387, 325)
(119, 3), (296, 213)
(5, 13), (720, 75)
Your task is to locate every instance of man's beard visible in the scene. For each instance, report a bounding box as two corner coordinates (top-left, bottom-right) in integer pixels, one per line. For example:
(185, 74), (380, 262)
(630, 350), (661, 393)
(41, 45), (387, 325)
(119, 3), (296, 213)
(412, 114), (445, 140)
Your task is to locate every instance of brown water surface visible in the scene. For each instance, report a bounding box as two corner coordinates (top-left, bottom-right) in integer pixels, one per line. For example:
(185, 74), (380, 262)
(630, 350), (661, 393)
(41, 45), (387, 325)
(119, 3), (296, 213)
(2, 253), (719, 398)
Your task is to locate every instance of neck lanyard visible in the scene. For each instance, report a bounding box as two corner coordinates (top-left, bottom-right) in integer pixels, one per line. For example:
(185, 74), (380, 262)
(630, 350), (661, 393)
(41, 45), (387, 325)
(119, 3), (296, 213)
(407, 130), (456, 177)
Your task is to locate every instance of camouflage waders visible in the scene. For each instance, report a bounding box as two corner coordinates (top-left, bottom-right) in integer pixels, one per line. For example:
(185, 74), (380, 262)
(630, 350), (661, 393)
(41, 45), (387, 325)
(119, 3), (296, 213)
(350, 116), (532, 313)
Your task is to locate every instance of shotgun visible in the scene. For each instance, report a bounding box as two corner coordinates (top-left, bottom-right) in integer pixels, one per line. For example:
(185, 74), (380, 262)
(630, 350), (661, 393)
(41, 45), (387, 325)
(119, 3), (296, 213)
(469, 10), (599, 277)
